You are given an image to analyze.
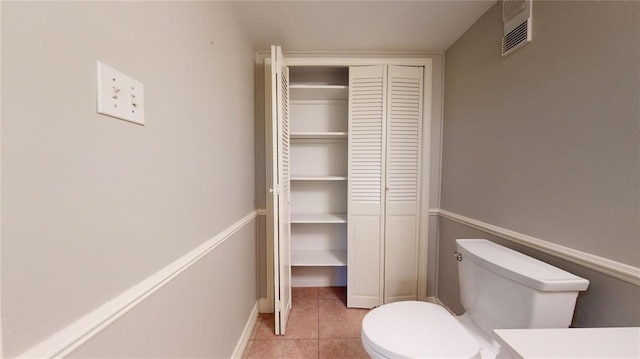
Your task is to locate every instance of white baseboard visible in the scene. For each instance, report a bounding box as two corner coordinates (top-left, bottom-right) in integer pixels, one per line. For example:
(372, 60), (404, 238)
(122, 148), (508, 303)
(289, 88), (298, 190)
(434, 209), (640, 287)
(19, 211), (258, 358)
(231, 301), (259, 359)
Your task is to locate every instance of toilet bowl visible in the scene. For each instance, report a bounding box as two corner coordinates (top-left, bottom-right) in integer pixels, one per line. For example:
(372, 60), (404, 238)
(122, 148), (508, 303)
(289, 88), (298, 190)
(362, 301), (484, 359)
(360, 239), (590, 359)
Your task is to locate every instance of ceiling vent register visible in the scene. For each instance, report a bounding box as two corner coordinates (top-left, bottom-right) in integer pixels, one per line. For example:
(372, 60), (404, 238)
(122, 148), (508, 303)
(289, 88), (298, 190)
(502, 0), (532, 57)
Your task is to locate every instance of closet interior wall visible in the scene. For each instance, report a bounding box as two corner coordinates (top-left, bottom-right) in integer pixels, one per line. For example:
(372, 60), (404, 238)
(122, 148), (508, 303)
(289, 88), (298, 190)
(288, 66), (350, 287)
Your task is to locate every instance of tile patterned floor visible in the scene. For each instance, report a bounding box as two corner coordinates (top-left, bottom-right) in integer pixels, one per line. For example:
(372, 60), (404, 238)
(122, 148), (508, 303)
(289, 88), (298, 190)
(243, 287), (370, 359)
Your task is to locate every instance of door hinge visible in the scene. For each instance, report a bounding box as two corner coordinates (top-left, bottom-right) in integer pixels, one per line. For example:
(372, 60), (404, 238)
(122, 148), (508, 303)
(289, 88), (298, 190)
(270, 185), (281, 196)
(276, 300), (284, 312)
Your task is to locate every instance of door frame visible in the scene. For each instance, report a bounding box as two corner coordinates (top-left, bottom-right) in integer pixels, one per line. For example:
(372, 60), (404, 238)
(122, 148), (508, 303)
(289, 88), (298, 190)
(263, 54), (436, 314)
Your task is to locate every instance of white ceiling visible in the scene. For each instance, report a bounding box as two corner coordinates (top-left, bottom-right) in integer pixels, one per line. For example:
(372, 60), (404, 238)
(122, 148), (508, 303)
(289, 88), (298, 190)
(230, 0), (497, 52)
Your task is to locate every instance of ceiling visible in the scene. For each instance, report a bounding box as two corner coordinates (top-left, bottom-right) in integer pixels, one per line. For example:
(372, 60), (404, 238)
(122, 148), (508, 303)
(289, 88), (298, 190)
(230, 0), (497, 53)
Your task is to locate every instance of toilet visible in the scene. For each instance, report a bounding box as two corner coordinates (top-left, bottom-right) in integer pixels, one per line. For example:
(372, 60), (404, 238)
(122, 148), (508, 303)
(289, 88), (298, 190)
(361, 239), (590, 359)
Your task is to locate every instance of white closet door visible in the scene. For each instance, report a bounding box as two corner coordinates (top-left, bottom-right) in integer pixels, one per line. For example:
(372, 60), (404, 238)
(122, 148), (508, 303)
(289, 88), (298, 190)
(383, 65), (423, 303)
(347, 65), (387, 308)
(270, 45), (292, 334)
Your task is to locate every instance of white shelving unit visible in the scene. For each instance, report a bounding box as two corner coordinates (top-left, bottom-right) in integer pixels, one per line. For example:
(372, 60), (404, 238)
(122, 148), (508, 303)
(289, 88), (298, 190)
(289, 84), (348, 101)
(289, 67), (349, 285)
(290, 176), (347, 181)
(291, 250), (347, 267)
(290, 132), (348, 140)
(291, 213), (347, 224)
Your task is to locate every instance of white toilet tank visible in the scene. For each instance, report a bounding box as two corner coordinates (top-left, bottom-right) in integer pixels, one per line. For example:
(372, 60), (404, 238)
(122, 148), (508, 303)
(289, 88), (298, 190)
(456, 239), (589, 335)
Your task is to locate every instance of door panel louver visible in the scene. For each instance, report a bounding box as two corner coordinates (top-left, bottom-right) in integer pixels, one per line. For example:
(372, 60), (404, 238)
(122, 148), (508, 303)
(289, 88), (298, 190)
(349, 72), (385, 203)
(348, 65), (423, 308)
(271, 45), (291, 335)
(279, 65), (292, 333)
(281, 69), (291, 214)
(384, 65), (423, 304)
(348, 65), (386, 309)
(386, 67), (422, 203)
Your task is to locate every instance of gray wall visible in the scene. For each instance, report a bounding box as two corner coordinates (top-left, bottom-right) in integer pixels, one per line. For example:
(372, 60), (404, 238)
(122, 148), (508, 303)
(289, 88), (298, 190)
(440, 1), (639, 326)
(426, 55), (445, 298)
(1, 1), (257, 357)
(438, 218), (640, 327)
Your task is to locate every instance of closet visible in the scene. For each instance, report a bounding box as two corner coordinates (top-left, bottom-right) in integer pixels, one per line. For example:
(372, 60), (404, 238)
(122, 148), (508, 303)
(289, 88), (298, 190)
(268, 46), (430, 334)
(289, 66), (349, 286)
(347, 65), (424, 309)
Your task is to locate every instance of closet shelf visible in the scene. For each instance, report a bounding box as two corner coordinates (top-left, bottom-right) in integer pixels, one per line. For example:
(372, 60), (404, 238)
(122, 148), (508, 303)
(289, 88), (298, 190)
(291, 250), (347, 267)
(290, 84), (348, 101)
(291, 176), (347, 181)
(290, 84), (348, 89)
(291, 132), (348, 139)
(291, 213), (347, 223)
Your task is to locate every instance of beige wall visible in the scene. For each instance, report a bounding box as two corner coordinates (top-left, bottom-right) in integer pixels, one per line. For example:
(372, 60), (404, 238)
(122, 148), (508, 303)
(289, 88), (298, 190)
(440, 1), (639, 326)
(69, 223), (257, 358)
(254, 57), (269, 301)
(1, 1), (256, 357)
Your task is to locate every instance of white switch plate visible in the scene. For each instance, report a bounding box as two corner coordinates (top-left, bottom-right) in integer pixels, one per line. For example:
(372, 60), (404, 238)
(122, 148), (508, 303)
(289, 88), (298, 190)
(96, 61), (145, 125)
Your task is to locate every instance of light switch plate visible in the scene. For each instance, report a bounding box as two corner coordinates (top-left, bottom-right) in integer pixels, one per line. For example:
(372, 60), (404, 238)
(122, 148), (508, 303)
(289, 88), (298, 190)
(96, 61), (145, 125)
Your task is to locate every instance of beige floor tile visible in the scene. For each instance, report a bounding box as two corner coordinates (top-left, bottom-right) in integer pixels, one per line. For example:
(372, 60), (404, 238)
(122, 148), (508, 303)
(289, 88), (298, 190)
(292, 287), (319, 310)
(255, 313), (277, 339)
(319, 299), (369, 339)
(250, 315), (263, 340)
(319, 298), (369, 322)
(319, 339), (369, 359)
(256, 307), (319, 339)
(248, 287), (369, 357)
(246, 339), (319, 359)
(282, 307), (319, 339)
(242, 340), (254, 359)
(318, 286), (346, 302)
(318, 317), (363, 339)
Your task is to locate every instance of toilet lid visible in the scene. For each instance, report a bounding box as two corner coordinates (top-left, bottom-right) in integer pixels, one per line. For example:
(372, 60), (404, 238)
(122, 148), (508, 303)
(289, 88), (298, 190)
(361, 301), (481, 359)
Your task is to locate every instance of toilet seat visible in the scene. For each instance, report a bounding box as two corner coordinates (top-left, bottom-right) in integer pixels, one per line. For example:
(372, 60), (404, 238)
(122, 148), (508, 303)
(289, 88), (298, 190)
(361, 301), (481, 359)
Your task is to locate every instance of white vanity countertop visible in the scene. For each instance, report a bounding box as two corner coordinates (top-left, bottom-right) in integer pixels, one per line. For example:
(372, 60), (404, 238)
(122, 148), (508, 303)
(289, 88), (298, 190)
(493, 327), (640, 359)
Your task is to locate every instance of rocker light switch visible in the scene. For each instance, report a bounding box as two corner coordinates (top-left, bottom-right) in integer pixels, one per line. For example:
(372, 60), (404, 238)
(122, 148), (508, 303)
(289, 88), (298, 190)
(97, 61), (145, 125)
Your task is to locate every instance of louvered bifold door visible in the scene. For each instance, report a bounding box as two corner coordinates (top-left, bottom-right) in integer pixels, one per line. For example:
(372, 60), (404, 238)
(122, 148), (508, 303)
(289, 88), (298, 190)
(347, 65), (387, 308)
(383, 65), (423, 303)
(271, 45), (292, 335)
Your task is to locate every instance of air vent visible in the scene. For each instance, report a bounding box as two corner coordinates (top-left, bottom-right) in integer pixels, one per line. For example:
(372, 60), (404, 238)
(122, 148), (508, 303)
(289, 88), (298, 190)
(503, 0), (526, 22)
(502, 20), (529, 54)
(501, 0), (532, 57)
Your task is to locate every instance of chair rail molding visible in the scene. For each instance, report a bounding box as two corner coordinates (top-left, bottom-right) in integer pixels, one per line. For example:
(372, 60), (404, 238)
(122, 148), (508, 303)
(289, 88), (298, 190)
(19, 210), (258, 358)
(434, 209), (640, 286)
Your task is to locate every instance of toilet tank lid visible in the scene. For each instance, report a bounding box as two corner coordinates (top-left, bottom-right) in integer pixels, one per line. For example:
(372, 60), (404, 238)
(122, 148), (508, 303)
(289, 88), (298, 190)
(456, 239), (589, 292)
